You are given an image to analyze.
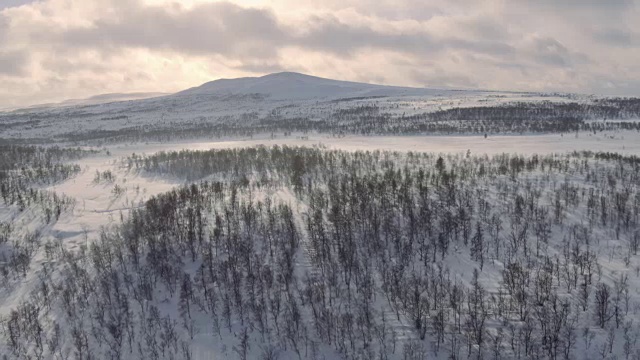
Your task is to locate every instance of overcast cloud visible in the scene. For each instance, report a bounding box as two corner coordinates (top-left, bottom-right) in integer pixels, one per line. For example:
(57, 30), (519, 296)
(0, 0), (638, 107)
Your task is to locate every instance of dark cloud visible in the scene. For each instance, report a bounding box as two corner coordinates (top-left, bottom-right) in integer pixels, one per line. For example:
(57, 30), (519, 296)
(593, 28), (639, 47)
(504, 0), (637, 33)
(61, 2), (286, 59)
(0, 0), (36, 10)
(54, 3), (514, 61)
(528, 37), (589, 68)
(0, 14), (9, 45)
(0, 50), (29, 76)
(460, 17), (510, 41)
(511, 0), (635, 13)
(296, 16), (515, 58)
(295, 16), (439, 56)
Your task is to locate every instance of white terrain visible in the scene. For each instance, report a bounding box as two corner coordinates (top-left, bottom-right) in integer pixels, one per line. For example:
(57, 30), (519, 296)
(0, 72), (593, 141)
(1, 73), (640, 360)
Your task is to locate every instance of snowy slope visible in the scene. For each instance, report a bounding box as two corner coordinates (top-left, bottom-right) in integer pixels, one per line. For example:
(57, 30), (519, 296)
(0, 71), (612, 143)
(176, 71), (457, 100)
(58, 92), (169, 106)
(1, 92), (169, 112)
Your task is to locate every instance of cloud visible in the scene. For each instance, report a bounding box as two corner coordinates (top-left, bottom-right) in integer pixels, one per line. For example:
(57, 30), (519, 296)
(593, 28), (639, 48)
(0, 14), (9, 45)
(291, 15), (514, 58)
(0, 0), (36, 10)
(47, 2), (515, 61)
(59, 2), (286, 59)
(524, 36), (589, 68)
(0, 0), (639, 107)
(0, 50), (29, 76)
(509, 0), (635, 17)
(410, 68), (478, 89)
(232, 60), (286, 74)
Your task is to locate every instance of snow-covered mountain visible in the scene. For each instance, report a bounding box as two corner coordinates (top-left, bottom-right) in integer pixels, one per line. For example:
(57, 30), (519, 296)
(58, 92), (169, 106)
(0, 71), (585, 142)
(176, 71), (450, 100)
(2, 92), (169, 112)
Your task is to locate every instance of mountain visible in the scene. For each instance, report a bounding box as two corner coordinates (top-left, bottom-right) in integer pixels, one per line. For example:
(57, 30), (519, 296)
(4, 71), (579, 142)
(176, 71), (448, 100)
(0, 92), (168, 111)
(57, 92), (169, 106)
(2, 72), (450, 112)
(4, 72), (475, 113)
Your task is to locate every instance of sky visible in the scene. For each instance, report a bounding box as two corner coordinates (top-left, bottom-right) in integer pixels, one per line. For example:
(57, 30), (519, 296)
(0, 0), (638, 107)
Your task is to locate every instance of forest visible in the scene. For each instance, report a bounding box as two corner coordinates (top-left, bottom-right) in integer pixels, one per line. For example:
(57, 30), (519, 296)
(2, 145), (640, 359)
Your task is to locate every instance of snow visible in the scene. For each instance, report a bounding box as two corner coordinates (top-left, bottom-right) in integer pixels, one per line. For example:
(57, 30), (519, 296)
(2, 72), (640, 359)
(105, 130), (640, 157)
(47, 155), (181, 253)
(176, 71), (461, 100)
(36, 129), (635, 260)
(2, 135), (640, 358)
(0, 71), (581, 141)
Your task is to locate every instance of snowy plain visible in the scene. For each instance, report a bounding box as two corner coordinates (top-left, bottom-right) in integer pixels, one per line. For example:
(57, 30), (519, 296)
(105, 130), (640, 158)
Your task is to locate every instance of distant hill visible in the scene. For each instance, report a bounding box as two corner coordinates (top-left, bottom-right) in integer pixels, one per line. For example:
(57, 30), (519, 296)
(58, 92), (169, 106)
(176, 71), (452, 100)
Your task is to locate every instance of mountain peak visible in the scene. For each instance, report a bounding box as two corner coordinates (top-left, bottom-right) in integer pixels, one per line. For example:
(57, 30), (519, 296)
(262, 71), (307, 78)
(177, 71), (447, 100)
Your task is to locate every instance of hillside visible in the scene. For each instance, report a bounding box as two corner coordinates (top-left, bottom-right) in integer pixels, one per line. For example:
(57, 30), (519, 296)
(3, 72), (639, 144)
(175, 71), (451, 100)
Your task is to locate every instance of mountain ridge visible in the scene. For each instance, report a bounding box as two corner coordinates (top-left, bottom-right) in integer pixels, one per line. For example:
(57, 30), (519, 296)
(3, 72), (521, 112)
(175, 71), (453, 100)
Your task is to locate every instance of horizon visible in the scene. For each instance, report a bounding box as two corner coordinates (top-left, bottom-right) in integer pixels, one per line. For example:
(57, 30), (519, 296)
(0, 70), (588, 111)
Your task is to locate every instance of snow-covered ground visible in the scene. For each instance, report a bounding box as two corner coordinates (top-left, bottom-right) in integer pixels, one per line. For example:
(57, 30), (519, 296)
(40, 129), (639, 266)
(0, 72), (582, 141)
(2, 72), (640, 359)
(3, 132), (640, 359)
(47, 155), (181, 253)
(106, 130), (640, 157)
